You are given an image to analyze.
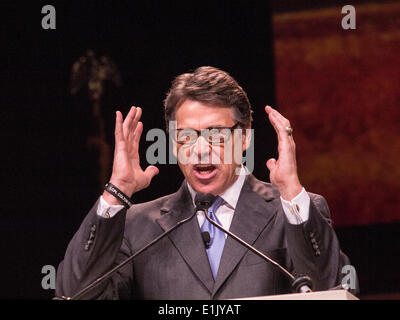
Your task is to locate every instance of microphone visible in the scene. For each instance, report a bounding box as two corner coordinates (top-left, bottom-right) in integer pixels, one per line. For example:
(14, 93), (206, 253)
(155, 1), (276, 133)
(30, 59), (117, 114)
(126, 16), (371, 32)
(201, 231), (211, 248)
(61, 198), (213, 300)
(195, 193), (217, 211)
(195, 193), (313, 294)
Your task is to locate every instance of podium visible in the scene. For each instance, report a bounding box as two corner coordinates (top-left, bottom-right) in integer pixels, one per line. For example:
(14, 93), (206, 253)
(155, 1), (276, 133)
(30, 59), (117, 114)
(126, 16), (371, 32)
(238, 289), (358, 300)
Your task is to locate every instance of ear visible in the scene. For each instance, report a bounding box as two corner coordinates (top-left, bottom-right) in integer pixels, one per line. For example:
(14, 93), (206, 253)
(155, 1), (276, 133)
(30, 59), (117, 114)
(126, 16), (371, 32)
(168, 120), (178, 158)
(171, 139), (178, 158)
(242, 124), (252, 152)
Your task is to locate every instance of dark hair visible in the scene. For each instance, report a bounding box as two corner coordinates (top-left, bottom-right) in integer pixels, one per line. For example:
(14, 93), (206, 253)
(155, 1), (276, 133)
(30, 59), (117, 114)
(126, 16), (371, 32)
(164, 66), (253, 130)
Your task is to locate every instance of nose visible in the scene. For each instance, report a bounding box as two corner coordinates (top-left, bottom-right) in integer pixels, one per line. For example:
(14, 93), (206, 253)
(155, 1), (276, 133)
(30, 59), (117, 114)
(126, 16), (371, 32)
(192, 135), (211, 163)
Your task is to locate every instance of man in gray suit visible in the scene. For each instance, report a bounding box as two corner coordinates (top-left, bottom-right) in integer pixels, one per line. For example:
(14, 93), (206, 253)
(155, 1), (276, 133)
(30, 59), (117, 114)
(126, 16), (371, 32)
(56, 66), (353, 299)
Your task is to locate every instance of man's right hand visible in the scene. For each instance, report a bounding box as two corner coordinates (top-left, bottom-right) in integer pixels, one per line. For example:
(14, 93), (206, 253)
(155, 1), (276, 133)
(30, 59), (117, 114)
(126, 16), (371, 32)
(102, 106), (159, 206)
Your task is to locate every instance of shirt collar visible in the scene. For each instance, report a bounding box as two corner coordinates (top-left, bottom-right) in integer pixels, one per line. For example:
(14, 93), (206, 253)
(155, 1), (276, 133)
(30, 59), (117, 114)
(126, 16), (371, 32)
(187, 165), (248, 210)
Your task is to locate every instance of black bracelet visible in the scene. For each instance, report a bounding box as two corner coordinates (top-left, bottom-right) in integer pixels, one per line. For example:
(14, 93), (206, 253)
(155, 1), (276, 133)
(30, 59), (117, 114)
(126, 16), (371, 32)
(104, 182), (134, 209)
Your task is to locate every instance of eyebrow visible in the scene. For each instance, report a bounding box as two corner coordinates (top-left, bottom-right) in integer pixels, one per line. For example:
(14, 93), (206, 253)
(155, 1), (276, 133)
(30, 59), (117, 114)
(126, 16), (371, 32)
(177, 124), (236, 130)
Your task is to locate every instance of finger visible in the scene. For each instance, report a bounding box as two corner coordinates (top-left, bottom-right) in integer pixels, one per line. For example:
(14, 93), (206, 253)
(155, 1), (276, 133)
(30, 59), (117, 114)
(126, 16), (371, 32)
(128, 107), (142, 140)
(265, 108), (296, 170)
(265, 106), (288, 132)
(265, 105), (273, 115)
(131, 121), (143, 159)
(123, 106), (137, 138)
(266, 107), (280, 138)
(265, 106), (294, 146)
(266, 158), (277, 172)
(114, 111), (128, 157)
(266, 107), (287, 143)
(115, 111), (125, 144)
(265, 105), (290, 123)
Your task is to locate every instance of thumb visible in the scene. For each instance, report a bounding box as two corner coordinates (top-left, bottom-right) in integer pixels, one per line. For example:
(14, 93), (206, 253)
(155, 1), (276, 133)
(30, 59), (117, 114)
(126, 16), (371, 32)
(144, 165), (159, 182)
(266, 158), (277, 172)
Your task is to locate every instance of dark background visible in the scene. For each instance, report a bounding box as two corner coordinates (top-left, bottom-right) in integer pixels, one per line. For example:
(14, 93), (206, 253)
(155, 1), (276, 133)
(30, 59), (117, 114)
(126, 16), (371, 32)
(2, 0), (398, 299)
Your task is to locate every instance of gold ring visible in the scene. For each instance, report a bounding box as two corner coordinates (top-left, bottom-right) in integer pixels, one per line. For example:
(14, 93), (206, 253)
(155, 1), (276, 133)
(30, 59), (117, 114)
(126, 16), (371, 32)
(286, 126), (293, 136)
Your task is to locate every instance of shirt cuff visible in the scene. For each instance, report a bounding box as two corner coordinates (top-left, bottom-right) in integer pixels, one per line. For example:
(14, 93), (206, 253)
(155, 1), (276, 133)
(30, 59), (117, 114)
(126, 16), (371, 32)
(97, 196), (125, 218)
(280, 187), (310, 225)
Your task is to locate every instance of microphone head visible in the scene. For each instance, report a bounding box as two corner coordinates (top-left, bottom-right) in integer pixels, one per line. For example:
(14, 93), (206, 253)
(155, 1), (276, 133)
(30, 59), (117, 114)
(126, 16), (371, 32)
(195, 193), (217, 211)
(201, 231), (211, 248)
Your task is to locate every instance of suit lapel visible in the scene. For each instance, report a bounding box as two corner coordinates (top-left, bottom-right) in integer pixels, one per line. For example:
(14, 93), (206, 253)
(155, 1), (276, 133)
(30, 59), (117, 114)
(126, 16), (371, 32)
(156, 181), (215, 294)
(212, 175), (279, 296)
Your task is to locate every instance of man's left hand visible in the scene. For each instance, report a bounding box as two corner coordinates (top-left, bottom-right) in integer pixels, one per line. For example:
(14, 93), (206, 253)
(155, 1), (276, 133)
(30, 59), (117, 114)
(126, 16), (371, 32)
(265, 105), (303, 201)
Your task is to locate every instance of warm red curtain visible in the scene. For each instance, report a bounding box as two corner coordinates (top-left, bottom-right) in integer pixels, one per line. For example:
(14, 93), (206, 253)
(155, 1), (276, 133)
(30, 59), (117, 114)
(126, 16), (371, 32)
(273, 2), (400, 226)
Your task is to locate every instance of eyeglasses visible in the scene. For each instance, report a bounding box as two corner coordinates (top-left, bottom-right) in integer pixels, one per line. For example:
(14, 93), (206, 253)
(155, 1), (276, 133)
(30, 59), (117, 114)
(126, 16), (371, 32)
(172, 122), (241, 146)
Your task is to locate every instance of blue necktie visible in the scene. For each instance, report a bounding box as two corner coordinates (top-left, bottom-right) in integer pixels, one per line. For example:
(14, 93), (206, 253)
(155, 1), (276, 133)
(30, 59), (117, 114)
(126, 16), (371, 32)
(201, 196), (225, 279)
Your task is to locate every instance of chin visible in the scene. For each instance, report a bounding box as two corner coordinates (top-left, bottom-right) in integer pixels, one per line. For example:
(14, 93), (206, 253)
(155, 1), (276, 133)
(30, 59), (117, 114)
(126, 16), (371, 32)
(190, 181), (221, 196)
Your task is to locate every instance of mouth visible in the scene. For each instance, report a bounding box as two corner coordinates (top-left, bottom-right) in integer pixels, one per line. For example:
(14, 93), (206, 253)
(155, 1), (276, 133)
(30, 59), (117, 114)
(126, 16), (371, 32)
(193, 164), (218, 181)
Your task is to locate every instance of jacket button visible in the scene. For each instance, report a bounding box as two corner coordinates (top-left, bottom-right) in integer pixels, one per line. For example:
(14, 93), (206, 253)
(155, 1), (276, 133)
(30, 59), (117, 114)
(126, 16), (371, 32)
(84, 239), (94, 251)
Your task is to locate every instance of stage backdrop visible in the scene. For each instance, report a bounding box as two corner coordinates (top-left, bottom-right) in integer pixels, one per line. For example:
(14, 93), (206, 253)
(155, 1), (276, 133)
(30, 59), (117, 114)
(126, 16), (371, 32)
(273, 2), (400, 226)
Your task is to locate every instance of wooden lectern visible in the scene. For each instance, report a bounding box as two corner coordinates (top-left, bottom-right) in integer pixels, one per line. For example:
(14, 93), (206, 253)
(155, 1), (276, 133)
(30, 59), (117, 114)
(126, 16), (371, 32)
(237, 290), (358, 300)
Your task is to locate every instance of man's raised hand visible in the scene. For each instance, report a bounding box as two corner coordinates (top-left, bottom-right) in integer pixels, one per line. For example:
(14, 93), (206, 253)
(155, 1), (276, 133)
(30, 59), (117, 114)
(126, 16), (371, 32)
(265, 105), (302, 201)
(102, 106), (159, 205)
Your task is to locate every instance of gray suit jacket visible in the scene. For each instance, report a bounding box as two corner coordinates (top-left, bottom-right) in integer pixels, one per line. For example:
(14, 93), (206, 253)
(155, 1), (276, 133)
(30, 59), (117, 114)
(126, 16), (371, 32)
(56, 174), (350, 299)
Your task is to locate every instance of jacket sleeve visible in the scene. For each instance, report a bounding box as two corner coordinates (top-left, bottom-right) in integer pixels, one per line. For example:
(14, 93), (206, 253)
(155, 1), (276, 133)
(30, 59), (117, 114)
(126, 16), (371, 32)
(283, 193), (359, 295)
(55, 199), (134, 299)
